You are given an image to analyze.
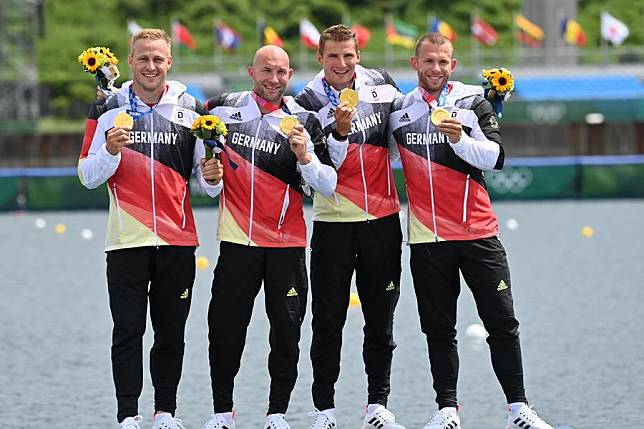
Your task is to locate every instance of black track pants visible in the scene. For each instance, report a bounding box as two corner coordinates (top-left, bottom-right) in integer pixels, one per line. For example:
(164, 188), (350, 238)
(310, 214), (402, 410)
(106, 246), (196, 422)
(208, 241), (308, 414)
(410, 237), (527, 409)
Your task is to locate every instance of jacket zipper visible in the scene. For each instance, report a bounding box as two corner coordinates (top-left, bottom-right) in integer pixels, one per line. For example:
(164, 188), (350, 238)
(248, 120), (262, 245)
(150, 114), (158, 246)
(277, 184), (290, 230)
(357, 119), (369, 220)
(425, 114), (438, 241)
(462, 174), (470, 224)
(112, 183), (124, 231)
(180, 181), (187, 229)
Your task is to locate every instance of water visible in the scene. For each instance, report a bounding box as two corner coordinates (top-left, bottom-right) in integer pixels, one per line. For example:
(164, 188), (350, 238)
(1, 201), (643, 428)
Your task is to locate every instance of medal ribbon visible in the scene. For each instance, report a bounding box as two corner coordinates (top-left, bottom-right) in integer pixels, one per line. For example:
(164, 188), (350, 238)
(128, 85), (159, 121)
(251, 91), (291, 115)
(420, 83), (452, 108)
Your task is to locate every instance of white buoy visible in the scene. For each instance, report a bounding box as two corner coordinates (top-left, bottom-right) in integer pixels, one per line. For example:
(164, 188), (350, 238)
(465, 323), (487, 339)
(505, 218), (519, 230)
(35, 218), (47, 229)
(81, 229), (94, 240)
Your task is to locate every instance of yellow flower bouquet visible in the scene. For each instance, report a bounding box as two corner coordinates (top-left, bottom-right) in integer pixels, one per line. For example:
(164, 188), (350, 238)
(191, 115), (237, 168)
(77, 47), (120, 95)
(481, 67), (514, 118)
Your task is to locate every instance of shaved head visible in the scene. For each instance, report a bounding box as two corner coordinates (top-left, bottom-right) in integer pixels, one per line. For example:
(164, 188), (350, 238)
(253, 45), (290, 68)
(248, 45), (293, 104)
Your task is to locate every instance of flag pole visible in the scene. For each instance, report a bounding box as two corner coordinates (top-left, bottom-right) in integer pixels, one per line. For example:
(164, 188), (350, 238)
(299, 19), (306, 72)
(384, 15), (392, 69)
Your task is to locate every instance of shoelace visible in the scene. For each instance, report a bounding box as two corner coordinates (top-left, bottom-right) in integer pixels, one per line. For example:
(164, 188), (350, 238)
(428, 409), (453, 426)
(517, 405), (547, 425)
(266, 414), (289, 429)
(308, 411), (335, 429)
(155, 415), (186, 429)
(204, 415), (228, 429)
(369, 408), (396, 426)
(121, 416), (143, 429)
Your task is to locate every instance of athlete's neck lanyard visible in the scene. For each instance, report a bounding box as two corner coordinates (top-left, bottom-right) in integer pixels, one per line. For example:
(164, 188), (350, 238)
(321, 76), (355, 107)
(128, 85), (159, 121)
(251, 91), (291, 115)
(420, 84), (451, 108)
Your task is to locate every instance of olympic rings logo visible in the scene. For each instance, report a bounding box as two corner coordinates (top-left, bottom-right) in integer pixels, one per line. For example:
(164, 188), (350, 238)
(487, 167), (534, 194)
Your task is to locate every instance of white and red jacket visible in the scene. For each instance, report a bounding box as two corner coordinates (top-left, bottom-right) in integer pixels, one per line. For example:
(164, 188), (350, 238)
(389, 81), (504, 244)
(295, 65), (401, 222)
(205, 91), (337, 248)
(78, 81), (219, 251)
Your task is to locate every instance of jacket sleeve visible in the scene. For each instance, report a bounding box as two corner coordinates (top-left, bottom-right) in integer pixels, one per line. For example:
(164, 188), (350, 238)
(192, 100), (223, 197)
(449, 96), (505, 171)
(77, 100), (121, 189)
(296, 89), (349, 169)
(297, 128), (337, 197)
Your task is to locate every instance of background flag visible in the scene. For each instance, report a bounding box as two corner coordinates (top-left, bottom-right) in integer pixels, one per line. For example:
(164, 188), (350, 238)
(514, 14), (544, 47)
(215, 20), (241, 51)
(386, 17), (417, 49)
(172, 21), (196, 50)
(471, 17), (497, 46)
(352, 23), (371, 49)
(430, 18), (457, 42)
(127, 19), (142, 35)
(560, 17), (587, 47)
(300, 19), (320, 49)
(601, 12), (629, 46)
(260, 24), (284, 47)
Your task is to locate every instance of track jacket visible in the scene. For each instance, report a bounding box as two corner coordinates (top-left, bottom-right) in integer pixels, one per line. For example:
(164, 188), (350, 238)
(205, 91), (337, 248)
(295, 65), (401, 222)
(79, 81), (219, 251)
(389, 81), (504, 243)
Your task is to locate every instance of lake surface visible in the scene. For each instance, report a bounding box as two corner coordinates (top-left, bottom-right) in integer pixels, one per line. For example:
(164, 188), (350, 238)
(1, 200), (642, 428)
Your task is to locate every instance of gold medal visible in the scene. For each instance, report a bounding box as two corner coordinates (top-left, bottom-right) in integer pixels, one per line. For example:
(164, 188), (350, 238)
(339, 89), (359, 108)
(280, 116), (299, 135)
(431, 107), (450, 126)
(114, 112), (134, 129)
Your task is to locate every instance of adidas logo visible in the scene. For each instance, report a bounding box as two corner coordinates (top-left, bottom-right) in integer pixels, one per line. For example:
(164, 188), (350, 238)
(326, 108), (335, 119)
(180, 289), (189, 299)
(497, 280), (508, 291)
(399, 112), (411, 122)
(385, 281), (395, 291)
(286, 287), (298, 297)
(230, 111), (242, 121)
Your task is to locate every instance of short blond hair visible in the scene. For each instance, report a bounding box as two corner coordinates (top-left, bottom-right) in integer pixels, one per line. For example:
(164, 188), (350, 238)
(414, 32), (452, 57)
(129, 29), (171, 54)
(319, 24), (358, 55)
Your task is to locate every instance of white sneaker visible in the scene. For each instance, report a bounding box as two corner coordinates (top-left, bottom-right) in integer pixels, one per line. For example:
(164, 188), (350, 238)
(505, 404), (553, 429)
(361, 405), (405, 429)
(265, 413), (291, 429)
(203, 412), (235, 429)
(153, 413), (186, 429)
(308, 409), (337, 429)
(421, 407), (461, 429)
(120, 416), (143, 429)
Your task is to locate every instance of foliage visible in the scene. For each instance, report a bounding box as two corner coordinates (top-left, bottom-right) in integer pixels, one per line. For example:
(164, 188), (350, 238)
(32, 0), (644, 118)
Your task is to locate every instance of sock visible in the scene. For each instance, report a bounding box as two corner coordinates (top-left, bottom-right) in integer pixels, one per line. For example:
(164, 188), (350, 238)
(439, 406), (458, 415)
(154, 412), (172, 420)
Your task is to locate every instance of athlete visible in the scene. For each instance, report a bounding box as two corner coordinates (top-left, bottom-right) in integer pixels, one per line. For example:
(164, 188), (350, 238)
(200, 45), (337, 429)
(388, 32), (554, 429)
(78, 29), (221, 429)
(294, 24), (404, 429)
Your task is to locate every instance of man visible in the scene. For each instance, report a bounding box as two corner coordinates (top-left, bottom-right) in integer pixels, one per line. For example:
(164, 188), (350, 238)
(388, 32), (554, 429)
(200, 45), (337, 429)
(78, 29), (221, 429)
(294, 25), (404, 429)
